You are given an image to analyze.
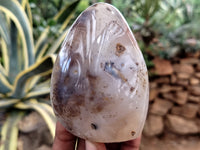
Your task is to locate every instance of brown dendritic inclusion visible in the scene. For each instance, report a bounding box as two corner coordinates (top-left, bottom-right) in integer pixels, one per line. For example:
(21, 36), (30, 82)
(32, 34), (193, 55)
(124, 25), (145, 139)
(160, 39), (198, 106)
(51, 2), (149, 143)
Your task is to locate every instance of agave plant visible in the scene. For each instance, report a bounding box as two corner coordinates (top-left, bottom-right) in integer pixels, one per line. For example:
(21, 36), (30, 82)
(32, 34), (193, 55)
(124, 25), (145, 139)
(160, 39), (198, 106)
(131, 0), (161, 45)
(0, 0), (80, 149)
(152, 0), (200, 58)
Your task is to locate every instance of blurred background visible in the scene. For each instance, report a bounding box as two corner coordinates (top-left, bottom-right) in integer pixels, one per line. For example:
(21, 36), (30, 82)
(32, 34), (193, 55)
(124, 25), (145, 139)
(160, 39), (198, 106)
(0, 0), (199, 150)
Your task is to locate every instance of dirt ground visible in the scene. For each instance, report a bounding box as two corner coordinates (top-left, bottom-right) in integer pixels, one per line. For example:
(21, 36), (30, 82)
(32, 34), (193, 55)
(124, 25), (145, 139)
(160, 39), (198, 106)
(17, 112), (200, 150)
(141, 134), (200, 150)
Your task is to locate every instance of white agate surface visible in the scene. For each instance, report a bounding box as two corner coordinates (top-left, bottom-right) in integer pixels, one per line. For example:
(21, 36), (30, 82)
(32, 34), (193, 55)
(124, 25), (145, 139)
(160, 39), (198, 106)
(51, 2), (149, 143)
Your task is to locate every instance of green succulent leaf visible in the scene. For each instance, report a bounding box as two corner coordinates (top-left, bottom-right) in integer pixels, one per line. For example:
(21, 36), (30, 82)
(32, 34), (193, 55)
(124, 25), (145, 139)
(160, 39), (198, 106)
(10, 54), (56, 98)
(9, 21), (19, 82)
(15, 99), (56, 137)
(0, 15), (10, 74)
(0, 111), (24, 150)
(21, 0), (33, 26)
(0, 99), (20, 109)
(46, 28), (69, 55)
(25, 79), (51, 99)
(34, 0), (80, 59)
(54, 0), (80, 24)
(0, 0), (34, 72)
(0, 13), (10, 46)
(34, 27), (49, 60)
(0, 74), (13, 94)
(0, 63), (8, 78)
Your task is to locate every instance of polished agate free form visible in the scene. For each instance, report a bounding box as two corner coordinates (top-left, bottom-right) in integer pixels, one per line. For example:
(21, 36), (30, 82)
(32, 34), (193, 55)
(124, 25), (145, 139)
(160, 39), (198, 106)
(51, 2), (149, 143)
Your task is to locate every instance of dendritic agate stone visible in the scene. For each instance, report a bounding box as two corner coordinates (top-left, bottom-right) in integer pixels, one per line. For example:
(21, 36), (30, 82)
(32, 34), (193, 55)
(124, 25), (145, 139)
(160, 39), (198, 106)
(51, 2), (149, 143)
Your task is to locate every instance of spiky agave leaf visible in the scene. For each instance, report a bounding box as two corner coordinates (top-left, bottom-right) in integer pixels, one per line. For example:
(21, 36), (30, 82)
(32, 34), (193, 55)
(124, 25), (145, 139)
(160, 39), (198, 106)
(9, 54), (56, 98)
(0, 0), (34, 76)
(25, 79), (51, 99)
(0, 99), (20, 109)
(15, 99), (56, 137)
(20, 0), (33, 26)
(0, 111), (24, 150)
(34, 0), (80, 60)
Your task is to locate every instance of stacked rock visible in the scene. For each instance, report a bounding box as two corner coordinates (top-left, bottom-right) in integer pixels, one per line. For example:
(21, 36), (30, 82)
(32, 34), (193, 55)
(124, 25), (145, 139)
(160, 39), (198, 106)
(144, 51), (200, 137)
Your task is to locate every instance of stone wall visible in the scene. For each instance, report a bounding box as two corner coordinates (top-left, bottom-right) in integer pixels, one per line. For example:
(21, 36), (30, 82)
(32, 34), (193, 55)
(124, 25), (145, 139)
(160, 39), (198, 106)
(143, 52), (200, 137)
